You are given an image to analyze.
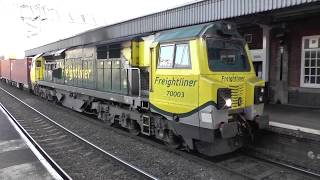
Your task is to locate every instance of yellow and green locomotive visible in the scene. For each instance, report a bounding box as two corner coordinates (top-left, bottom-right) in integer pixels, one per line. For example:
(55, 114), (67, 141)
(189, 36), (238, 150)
(30, 22), (268, 156)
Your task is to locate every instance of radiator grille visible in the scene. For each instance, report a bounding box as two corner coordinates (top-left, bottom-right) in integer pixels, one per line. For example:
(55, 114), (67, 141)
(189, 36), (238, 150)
(229, 85), (245, 109)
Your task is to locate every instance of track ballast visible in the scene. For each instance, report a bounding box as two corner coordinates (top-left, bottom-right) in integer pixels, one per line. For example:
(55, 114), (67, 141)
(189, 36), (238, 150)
(0, 86), (157, 180)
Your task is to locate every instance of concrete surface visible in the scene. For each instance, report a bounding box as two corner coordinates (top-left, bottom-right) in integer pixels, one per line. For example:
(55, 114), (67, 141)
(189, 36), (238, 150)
(0, 110), (54, 180)
(265, 104), (320, 131)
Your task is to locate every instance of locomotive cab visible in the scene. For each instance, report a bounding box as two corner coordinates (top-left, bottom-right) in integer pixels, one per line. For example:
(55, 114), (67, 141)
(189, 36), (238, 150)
(149, 22), (268, 156)
(30, 54), (45, 86)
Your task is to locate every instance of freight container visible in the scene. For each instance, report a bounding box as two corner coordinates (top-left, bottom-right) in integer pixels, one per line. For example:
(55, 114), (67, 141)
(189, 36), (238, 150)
(10, 58), (32, 88)
(0, 59), (1, 78)
(0, 59), (11, 81)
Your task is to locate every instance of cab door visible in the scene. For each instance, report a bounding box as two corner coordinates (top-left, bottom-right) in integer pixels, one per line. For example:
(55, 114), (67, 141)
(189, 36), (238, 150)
(149, 42), (200, 127)
(30, 56), (45, 85)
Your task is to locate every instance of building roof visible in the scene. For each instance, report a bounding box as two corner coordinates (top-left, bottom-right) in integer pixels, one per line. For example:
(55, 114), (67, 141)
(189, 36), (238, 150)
(25, 0), (320, 56)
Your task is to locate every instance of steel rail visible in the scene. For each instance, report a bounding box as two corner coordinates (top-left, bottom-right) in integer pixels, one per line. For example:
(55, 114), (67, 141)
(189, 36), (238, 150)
(242, 151), (320, 179)
(3, 83), (318, 180)
(0, 85), (282, 180)
(0, 102), (72, 180)
(0, 86), (158, 180)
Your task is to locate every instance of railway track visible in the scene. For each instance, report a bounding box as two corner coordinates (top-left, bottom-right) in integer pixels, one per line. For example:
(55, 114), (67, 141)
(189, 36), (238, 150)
(167, 144), (320, 180)
(241, 151), (320, 179)
(0, 87), (158, 180)
(0, 84), (319, 180)
(215, 152), (320, 180)
(0, 103), (71, 180)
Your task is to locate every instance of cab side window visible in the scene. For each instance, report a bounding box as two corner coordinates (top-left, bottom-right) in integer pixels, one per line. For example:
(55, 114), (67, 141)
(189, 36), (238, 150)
(174, 44), (190, 68)
(158, 43), (191, 69)
(159, 45), (175, 68)
(36, 61), (42, 67)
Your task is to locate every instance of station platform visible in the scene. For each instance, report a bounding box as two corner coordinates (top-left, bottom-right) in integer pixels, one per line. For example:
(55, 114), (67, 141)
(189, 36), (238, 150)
(0, 107), (58, 179)
(264, 104), (320, 136)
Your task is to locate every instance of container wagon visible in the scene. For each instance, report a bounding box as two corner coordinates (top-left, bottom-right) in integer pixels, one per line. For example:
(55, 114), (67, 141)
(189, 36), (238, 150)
(0, 58), (32, 88)
(0, 59), (11, 82)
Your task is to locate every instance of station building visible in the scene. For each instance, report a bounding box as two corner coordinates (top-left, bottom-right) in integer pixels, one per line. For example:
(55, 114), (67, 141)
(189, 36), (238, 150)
(235, 2), (320, 107)
(25, 0), (320, 107)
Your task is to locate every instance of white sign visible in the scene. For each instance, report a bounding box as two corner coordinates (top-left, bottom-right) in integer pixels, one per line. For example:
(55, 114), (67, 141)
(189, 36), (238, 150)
(250, 49), (265, 62)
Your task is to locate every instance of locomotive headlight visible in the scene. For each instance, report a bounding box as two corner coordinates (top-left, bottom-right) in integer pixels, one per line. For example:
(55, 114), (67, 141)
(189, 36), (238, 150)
(217, 88), (232, 109)
(225, 98), (232, 108)
(254, 86), (265, 104)
(259, 96), (263, 102)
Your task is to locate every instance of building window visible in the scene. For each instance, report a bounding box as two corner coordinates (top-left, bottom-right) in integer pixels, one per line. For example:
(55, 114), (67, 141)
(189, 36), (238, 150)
(244, 34), (252, 44)
(301, 35), (320, 88)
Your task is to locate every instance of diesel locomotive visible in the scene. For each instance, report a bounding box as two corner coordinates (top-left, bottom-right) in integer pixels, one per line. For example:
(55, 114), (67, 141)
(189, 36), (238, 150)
(2, 22), (269, 156)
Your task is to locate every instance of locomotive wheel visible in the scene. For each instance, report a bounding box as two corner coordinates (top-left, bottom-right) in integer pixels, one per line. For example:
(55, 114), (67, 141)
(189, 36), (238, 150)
(128, 121), (140, 136)
(105, 119), (113, 126)
(52, 97), (59, 105)
(111, 115), (120, 127)
(104, 115), (114, 126)
(46, 93), (51, 101)
(164, 130), (181, 149)
(33, 85), (40, 96)
(39, 91), (44, 98)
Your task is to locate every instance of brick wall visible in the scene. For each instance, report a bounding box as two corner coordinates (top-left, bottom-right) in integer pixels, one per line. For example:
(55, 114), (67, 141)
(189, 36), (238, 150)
(287, 16), (320, 87)
(269, 16), (320, 88)
(238, 26), (263, 50)
(268, 15), (320, 106)
(269, 33), (280, 87)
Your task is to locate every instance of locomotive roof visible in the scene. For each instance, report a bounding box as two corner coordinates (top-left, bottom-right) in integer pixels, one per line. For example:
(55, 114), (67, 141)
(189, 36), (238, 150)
(154, 22), (239, 43)
(154, 23), (209, 43)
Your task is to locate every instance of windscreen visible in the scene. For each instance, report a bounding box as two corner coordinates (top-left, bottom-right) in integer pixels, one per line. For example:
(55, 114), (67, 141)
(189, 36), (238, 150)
(207, 38), (250, 72)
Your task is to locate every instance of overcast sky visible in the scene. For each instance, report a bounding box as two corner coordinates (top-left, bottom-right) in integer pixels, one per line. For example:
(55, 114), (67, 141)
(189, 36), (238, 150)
(0, 0), (199, 58)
